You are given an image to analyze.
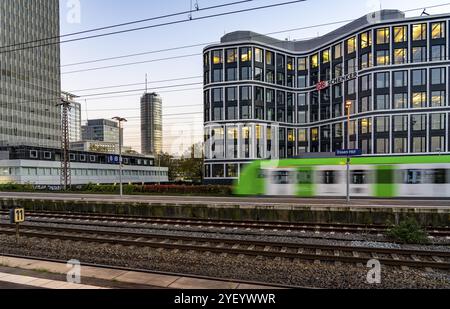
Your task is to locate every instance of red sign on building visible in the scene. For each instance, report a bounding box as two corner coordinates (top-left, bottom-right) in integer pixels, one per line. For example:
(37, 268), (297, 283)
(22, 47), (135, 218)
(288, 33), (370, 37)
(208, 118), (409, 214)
(316, 81), (329, 91)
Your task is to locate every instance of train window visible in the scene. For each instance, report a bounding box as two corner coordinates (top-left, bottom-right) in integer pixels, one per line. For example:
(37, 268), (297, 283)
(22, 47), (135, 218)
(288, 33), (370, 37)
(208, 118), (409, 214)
(434, 169), (447, 184)
(322, 171), (336, 184)
(351, 170), (367, 184)
(298, 171), (312, 184)
(258, 170), (266, 178)
(273, 171), (291, 184)
(405, 170), (422, 184)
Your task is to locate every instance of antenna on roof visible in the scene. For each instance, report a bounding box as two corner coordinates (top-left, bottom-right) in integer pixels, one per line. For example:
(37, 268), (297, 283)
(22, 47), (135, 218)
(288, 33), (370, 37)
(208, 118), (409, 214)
(145, 74), (148, 94)
(421, 9), (430, 16)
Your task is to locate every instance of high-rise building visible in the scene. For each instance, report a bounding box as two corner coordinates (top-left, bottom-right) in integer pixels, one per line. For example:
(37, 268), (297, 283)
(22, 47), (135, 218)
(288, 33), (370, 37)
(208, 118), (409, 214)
(82, 119), (122, 145)
(0, 0), (61, 148)
(61, 92), (82, 142)
(141, 92), (163, 155)
(203, 10), (450, 184)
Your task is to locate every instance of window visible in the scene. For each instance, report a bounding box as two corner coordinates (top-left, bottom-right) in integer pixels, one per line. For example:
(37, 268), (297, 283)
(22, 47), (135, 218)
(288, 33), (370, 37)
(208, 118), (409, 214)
(322, 171), (337, 184)
(334, 43), (342, 59)
(240, 105), (251, 119)
(394, 71), (408, 87)
(227, 106), (237, 120)
(376, 50), (389, 65)
(394, 115), (408, 132)
(376, 116), (390, 133)
(298, 58), (307, 70)
(79, 154), (86, 162)
(30, 150), (38, 159)
(394, 93), (408, 109)
(240, 86), (251, 101)
(393, 137), (408, 153)
(431, 137), (445, 153)
(360, 96), (372, 112)
(412, 114), (427, 131)
(431, 68), (446, 85)
(412, 92), (427, 108)
(212, 50), (223, 64)
(241, 67), (251, 80)
(431, 91), (446, 107)
(352, 171), (367, 185)
(212, 69), (223, 82)
(376, 28), (390, 44)
(361, 31), (372, 49)
(322, 49), (330, 63)
(311, 54), (318, 69)
(361, 52), (372, 69)
(226, 87), (237, 102)
(412, 46), (426, 63)
(431, 113), (446, 130)
(376, 72), (390, 88)
(240, 47), (252, 62)
(213, 107), (223, 121)
(412, 24), (427, 41)
(226, 68), (236, 81)
(431, 45), (446, 61)
(266, 51), (274, 65)
(266, 69), (274, 83)
(347, 37), (356, 54)
(255, 48), (263, 63)
(226, 49), (237, 63)
(394, 26), (407, 42)
(412, 69), (426, 86)
(431, 22), (445, 39)
(297, 75), (307, 88)
(393, 48), (407, 64)
(413, 137), (426, 153)
(376, 94), (390, 110)
(254, 67), (263, 81)
(213, 88), (223, 103)
(287, 57), (294, 70)
(360, 74), (372, 91)
(376, 138), (389, 154)
(347, 58), (357, 74)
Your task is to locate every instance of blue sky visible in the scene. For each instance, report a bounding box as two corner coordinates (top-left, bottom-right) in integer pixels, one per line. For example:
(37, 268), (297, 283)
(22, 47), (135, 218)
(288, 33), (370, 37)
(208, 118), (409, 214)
(59, 0), (450, 155)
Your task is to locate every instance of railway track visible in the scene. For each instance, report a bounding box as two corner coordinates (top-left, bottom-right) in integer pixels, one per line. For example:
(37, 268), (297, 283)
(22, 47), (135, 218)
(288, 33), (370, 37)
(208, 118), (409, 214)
(0, 223), (449, 270)
(1, 210), (449, 237)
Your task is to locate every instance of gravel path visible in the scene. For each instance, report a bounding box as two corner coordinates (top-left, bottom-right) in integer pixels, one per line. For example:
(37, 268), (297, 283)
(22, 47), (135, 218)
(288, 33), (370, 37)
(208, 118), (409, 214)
(0, 235), (448, 289)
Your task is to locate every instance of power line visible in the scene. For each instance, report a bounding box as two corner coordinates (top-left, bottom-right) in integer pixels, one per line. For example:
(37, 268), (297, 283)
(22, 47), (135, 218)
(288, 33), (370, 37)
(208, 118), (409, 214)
(0, 0), (254, 51)
(62, 53), (202, 75)
(82, 87), (203, 101)
(68, 76), (202, 92)
(0, 0), (307, 54)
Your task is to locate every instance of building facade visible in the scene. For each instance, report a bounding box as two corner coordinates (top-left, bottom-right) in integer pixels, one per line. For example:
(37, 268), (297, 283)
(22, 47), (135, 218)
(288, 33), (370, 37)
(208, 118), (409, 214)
(0, 146), (168, 186)
(62, 92), (82, 142)
(82, 119), (122, 145)
(141, 92), (163, 155)
(203, 10), (450, 184)
(0, 0), (61, 148)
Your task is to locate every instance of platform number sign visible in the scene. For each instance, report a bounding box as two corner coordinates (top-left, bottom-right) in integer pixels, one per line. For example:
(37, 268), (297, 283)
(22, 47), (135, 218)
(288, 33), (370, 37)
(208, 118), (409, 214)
(10, 208), (25, 223)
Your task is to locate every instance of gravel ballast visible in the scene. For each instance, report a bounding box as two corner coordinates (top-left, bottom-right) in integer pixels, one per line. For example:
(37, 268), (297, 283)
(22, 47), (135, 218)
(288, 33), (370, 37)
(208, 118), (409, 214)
(0, 235), (448, 289)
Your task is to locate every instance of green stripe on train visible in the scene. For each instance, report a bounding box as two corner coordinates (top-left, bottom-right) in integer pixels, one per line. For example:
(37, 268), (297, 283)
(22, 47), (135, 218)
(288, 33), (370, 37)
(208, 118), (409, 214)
(296, 167), (315, 197)
(374, 165), (396, 198)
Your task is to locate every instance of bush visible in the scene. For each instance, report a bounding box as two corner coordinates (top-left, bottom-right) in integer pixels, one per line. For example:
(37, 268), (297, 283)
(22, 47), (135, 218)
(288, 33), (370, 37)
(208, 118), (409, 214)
(387, 218), (429, 244)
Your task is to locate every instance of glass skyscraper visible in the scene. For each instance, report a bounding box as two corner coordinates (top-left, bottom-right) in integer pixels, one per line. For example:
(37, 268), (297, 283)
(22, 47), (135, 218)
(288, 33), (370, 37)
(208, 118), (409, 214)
(0, 0), (61, 148)
(141, 92), (163, 156)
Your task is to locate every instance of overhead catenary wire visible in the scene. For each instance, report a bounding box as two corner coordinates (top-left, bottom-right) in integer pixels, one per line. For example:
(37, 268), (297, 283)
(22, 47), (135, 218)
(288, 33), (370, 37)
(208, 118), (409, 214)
(0, 0), (255, 51)
(0, 0), (307, 54)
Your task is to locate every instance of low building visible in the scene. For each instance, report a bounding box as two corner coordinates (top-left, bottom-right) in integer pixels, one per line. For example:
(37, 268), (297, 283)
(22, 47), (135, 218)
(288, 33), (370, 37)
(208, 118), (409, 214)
(0, 146), (168, 186)
(71, 140), (119, 154)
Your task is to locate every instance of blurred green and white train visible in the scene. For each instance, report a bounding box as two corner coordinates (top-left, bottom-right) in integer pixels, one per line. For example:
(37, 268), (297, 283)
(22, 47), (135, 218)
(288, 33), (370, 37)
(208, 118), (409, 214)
(233, 155), (450, 198)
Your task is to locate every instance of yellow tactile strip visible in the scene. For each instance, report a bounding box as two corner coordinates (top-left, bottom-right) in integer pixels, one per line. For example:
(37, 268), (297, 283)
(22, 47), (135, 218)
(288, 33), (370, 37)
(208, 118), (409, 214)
(0, 256), (279, 289)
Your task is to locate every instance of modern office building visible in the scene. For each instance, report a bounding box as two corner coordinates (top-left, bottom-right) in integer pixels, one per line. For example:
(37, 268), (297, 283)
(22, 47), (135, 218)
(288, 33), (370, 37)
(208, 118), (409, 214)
(141, 92), (163, 155)
(0, 0), (61, 148)
(62, 92), (82, 142)
(203, 10), (450, 184)
(0, 146), (169, 186)
(82, 119), (123, 145)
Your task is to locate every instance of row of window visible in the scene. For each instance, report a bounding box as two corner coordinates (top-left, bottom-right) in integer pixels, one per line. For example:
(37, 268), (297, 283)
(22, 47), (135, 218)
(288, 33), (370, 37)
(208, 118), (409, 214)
(0, 167), (167, 177)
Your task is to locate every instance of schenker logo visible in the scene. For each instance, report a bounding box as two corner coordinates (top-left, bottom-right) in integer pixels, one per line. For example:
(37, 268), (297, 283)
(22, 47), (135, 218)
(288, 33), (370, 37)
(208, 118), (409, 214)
(316, 72), (358, 91)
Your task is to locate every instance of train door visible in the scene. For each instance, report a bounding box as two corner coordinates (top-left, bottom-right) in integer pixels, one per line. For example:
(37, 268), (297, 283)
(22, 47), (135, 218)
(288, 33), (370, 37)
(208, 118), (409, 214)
(374, 166), (395, 198)
(265, 169), (297, 196)
(350, 167), (371, 197)
(296, 168), (315, 197)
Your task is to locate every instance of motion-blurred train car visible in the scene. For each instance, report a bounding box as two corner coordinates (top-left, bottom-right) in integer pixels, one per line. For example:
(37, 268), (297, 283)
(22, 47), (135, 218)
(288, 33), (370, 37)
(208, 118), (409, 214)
(234, 155), (450, 198)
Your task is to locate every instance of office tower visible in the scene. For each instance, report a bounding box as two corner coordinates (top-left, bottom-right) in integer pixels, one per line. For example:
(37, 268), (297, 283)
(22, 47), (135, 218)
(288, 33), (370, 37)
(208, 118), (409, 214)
(141, 92), (163, 155)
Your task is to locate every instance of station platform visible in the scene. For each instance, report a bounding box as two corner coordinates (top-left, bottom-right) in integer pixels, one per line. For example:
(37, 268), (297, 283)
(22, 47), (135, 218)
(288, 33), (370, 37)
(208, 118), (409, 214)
(0, 256), (278, 289)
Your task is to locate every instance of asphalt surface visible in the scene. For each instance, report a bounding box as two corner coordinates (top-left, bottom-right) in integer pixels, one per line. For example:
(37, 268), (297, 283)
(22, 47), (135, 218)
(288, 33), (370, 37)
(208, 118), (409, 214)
(0, 192), (449, 208)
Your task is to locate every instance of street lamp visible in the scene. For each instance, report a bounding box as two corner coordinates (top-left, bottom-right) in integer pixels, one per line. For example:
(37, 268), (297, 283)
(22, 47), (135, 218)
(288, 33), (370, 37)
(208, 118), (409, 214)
(113, 117), (127, 197)
(345, 100), (352, 203)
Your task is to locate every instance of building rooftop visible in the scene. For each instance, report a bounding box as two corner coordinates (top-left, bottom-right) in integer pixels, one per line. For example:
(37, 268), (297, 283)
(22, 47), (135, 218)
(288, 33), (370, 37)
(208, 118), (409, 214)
(215, 9), (434, 52)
